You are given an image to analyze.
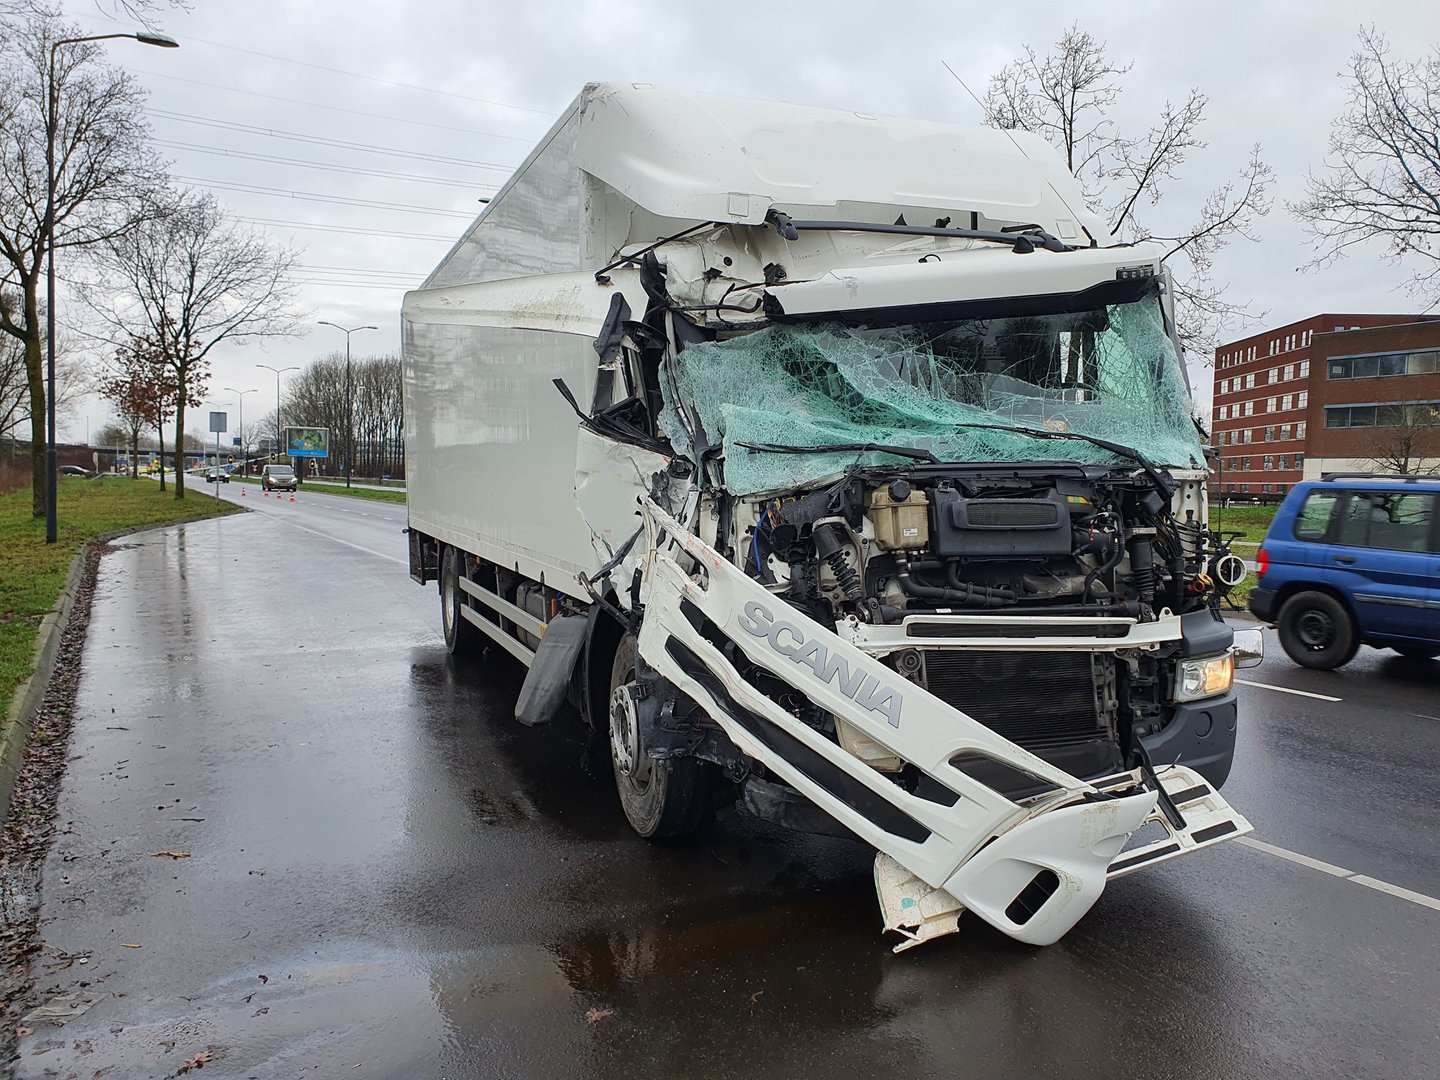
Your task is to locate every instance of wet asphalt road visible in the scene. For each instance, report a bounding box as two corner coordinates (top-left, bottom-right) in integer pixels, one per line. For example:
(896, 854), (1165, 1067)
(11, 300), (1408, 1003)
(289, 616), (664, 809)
(15, 490), (1440, 1079)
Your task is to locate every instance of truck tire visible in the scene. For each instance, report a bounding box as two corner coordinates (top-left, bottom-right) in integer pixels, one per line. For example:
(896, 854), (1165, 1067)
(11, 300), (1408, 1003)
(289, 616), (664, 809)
(441, 546), (483, 658)
(1278, 591), (1359, 670)
(608, 635), (710, 838)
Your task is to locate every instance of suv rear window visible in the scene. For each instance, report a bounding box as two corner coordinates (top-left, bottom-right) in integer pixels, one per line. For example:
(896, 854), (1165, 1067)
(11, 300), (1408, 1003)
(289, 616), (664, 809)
(1335, 492), (1436, 552)
(1293, 491), (1340, 540)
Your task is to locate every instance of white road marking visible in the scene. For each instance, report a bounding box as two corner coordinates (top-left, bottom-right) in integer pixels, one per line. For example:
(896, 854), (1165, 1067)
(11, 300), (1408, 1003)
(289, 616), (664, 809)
(1349, 876), (1440, 913)
(1235, 678), (1341, 702)
(1235, 836), (1440, 913)
(263, 511), (407, 566)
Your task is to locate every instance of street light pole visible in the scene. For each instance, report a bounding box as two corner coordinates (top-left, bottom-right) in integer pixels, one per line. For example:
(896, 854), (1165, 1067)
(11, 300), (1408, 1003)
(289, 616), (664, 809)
(223, 386), (256, 474)
(44, 29), (179, 543)
(317, 321), (377, 489)
(256, 364), (298, 467)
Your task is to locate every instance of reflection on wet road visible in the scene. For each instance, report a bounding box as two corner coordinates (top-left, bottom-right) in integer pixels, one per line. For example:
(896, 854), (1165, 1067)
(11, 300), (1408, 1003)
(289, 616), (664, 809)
(15, 510), (1440, 1078)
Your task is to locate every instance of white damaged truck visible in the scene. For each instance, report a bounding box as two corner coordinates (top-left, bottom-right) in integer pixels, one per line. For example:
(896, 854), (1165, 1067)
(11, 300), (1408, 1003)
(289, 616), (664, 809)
(401, 83), (1262, 950)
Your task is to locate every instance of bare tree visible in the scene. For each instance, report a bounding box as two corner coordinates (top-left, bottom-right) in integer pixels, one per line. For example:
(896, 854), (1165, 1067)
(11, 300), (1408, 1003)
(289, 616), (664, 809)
(285, 351), (404, 480)
(1365, 403), (1440, 475)
(977, 25), (1273, 355)
(0, 7), (165, 515)
(0, 287), (91, 442)
(1293, 28), (1440, 302)
(89, 189), (303, 498)
(0, 2), (188, 20)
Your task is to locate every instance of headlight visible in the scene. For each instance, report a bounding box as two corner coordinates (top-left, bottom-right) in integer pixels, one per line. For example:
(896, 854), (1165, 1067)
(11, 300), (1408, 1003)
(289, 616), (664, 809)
(1175, 653), (1234, 702)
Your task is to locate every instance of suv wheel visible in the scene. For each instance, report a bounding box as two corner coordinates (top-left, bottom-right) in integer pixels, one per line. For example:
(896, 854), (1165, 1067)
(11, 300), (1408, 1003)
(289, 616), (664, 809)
(1278, 591), (1360, 670)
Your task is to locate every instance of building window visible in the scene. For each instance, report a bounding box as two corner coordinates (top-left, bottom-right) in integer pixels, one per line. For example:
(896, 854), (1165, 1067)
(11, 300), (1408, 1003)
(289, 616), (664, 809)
(1280, 423), (1292, 440)
(1265, 426), (1276, 442)
(1262, 483), (1272, 494)
(1268, 367), (1279, 384)
(1303, 331), (1311, 347)
(1283, 363), (1295, 381)
(1279, 454), (1289, 469)
(1249, 346), (1256, 361)
(1245, 373), (1255, 389)
(1298, 391), (1308, 408)
(1324, 401), (1440, 428)
(1220, 378), (1229, 394)
(1297, 422), (1306, 439)
(1266, 397), (1277, 413)
(1241, 457), (1252, 470)
(1243, 429), (1253, 444)
(1277, 484), (1288, 494)
(1294, 454), (1304, 470)
(1263, 455), (1273, 470)
(1300, 360), (1310, 377)
(1218, 404), (1228, 420)
(1326, 349), (1440, 380)
(1282, 393), (1293, 411)
(1241, 483), (1251, 492)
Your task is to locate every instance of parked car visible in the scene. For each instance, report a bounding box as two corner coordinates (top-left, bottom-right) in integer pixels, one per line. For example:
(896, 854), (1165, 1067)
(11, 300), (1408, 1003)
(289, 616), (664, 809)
(260, 464), (298, 492)
(59, 465), (90, 477)
(206, 468), (230, 484)
(1249, 473), (1440, 668)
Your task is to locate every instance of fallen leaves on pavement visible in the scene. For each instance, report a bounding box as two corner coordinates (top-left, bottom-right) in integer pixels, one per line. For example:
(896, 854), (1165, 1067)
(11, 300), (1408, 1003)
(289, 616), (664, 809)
(148, 851), (191, 859)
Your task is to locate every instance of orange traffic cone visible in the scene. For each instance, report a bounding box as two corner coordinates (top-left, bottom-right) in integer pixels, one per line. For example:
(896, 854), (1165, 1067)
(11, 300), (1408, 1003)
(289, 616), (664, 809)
(240, 487), (247, 497)
(262, 489), (268, 497)
(289, 493), (296, 503)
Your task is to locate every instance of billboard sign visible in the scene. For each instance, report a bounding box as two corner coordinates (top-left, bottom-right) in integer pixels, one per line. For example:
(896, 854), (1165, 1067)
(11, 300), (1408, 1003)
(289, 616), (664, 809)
(285, 426), (330, 458)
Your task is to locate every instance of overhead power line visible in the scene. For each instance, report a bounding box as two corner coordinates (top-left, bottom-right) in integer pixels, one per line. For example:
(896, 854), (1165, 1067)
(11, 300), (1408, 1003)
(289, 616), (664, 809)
(173, 176), (478, 218)
(235, 217), (455, 242)
(132, 68), (546, 142)
(148, 109), (522, 170)
(154, 139), (500, 190)
(296, 263), (425, 279)
(171, 34), (558, 117)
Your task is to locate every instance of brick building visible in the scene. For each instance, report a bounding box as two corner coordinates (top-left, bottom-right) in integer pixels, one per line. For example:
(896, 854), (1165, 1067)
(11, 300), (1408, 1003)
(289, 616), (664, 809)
(1210, 314), (1440, 498)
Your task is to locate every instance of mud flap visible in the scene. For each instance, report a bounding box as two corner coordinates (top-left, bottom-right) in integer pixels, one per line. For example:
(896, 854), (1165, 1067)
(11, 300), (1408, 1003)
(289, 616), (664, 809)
(514, 614), (588, 726)
(634, 500), (1163, 947)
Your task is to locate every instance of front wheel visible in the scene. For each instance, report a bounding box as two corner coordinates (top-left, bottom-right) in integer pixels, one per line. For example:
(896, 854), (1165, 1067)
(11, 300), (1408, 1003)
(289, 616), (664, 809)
(608, 636), (711, 838)
(1278, 591), (1359, 670)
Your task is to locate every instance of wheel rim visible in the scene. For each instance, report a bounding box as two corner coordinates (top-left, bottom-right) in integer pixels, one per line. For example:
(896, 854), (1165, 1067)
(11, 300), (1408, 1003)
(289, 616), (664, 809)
(610, 681), (653, 792)
(1296, 608), (1335, 651)
(442, 560), (457, 638)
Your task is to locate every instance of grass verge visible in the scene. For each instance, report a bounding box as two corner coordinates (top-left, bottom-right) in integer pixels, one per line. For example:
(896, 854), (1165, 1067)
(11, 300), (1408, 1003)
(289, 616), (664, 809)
(231, 475), (406, 505)
(0, 476), (239, 718)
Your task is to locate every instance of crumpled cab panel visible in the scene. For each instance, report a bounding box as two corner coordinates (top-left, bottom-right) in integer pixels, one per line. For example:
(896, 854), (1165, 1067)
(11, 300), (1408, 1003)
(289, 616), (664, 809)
(634, 501), (1250, 948)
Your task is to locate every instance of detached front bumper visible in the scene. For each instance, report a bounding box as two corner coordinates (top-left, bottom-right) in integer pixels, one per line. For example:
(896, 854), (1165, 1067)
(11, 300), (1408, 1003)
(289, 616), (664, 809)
(635, 501), (1252, 949)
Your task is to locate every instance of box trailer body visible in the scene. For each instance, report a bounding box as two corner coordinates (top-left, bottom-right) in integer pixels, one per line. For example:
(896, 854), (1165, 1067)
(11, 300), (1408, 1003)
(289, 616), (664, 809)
(402, 83), (1260, 950)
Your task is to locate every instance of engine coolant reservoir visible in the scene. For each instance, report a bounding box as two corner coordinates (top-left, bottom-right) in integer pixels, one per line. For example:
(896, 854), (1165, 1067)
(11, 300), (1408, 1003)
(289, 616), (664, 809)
(868, 481), (929, 552)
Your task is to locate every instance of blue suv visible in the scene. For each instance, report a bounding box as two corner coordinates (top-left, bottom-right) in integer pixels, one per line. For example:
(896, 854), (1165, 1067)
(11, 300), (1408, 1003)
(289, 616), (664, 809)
(1248, 474), (1440, 669)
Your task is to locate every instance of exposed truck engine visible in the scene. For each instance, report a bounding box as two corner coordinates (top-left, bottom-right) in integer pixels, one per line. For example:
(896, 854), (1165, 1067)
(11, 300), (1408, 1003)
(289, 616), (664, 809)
(401, 82), (1262, 950)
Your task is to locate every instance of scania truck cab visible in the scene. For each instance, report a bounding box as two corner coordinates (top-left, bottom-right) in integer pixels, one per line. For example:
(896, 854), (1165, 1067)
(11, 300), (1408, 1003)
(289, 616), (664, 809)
(402, 83), (1260, 950)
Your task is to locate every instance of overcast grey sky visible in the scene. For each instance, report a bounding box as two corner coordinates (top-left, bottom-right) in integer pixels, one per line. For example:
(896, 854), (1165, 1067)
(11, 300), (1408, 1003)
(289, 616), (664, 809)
(54, 0), (1440, 442)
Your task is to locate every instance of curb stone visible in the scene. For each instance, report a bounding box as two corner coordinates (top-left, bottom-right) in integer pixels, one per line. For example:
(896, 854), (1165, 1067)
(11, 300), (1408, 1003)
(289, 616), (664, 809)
(0, 546), (88, 823)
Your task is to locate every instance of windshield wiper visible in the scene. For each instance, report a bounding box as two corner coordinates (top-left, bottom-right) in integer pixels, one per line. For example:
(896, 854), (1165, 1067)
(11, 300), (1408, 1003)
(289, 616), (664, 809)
(734, 440), (941, 464)
(949, 422), (1175, 496)
(766, 210), (1071, 253)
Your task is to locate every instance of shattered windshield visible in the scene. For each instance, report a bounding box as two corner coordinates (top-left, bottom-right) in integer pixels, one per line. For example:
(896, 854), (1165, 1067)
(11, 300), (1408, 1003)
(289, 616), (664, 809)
(659, 285), (1203, 494)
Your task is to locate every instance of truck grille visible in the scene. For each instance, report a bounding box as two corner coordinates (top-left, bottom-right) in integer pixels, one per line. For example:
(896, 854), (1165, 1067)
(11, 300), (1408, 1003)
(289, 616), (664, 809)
(921, 650), (1111, 755)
